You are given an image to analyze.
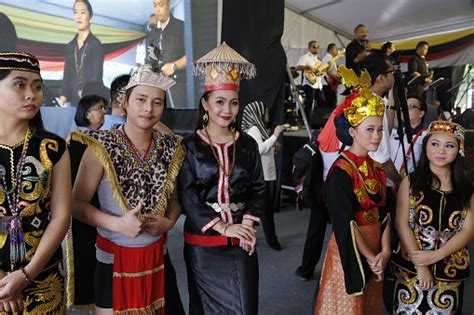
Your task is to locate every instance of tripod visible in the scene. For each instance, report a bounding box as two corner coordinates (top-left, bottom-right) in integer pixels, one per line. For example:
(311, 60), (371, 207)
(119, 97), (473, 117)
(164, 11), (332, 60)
(286, 64), (312, 139)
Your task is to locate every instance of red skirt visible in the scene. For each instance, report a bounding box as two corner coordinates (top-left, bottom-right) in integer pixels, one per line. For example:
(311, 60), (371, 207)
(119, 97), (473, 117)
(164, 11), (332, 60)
(96, 234), (167, 314)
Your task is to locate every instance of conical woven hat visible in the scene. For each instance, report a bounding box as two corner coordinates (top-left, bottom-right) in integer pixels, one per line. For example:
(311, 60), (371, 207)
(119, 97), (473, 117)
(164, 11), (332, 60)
(193, 42), (256, 91)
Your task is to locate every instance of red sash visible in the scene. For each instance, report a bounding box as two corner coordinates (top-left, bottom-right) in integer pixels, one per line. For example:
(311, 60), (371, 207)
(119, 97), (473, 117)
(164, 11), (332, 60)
(184, 232), (240, 247)
(96, 234), (167, 314)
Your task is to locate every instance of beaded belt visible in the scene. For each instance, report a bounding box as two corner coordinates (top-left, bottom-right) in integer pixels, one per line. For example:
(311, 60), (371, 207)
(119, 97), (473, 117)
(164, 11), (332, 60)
(0, 212), (51, 234)
(205, 202), (245, 213)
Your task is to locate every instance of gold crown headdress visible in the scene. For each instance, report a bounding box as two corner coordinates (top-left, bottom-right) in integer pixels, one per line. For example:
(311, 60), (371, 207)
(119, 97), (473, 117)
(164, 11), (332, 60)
(124, 64), (175, 92)
(334, 65), (385, 126)
(193, 42), (256, 91)
(427, 120), (465, 157)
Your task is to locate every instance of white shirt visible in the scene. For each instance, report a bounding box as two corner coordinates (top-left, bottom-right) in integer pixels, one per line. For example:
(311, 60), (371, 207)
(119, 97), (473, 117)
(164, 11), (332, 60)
(388, 127), (426, 186)
(322, 53), (337, 86)
(246, 126), (278, 181)
(297, 52), (323, 90)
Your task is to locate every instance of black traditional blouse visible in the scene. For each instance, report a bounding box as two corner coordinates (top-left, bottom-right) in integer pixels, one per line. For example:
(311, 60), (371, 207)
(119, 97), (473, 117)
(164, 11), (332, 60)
(0, 130), (66, 270)
(392, 178), (470, 282)
(178, 130), (265, 236)
(325, 150), (388, 294)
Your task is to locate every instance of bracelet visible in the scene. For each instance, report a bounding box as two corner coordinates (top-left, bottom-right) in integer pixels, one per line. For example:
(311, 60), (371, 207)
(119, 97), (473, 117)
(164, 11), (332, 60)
(223, 223), (229, 237)
(20, 267), (32, 285)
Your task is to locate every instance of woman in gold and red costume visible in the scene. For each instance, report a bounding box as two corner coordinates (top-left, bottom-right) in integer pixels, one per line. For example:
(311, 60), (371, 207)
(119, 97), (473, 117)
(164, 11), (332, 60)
(314, 67), (391, 314)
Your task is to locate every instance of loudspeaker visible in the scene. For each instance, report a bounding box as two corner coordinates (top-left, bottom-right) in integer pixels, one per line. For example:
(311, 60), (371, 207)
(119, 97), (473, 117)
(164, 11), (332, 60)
(310, 107), (332, 127)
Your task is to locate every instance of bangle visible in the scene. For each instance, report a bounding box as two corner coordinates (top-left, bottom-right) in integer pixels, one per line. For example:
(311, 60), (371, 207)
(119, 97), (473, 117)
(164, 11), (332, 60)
(20, 267), (32, 285)
(223, 223), (229, 237)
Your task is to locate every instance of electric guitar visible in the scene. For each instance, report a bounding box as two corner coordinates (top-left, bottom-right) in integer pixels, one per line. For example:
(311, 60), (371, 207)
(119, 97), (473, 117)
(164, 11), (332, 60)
(304, 49), (345, 85)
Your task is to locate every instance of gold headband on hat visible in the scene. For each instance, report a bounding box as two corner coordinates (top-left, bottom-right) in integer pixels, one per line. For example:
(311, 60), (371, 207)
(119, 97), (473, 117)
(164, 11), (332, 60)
(335, 65), (385, 126)
(427, 120), (465, 157)
(193, 42), (256, 92)
(0, 52), (41, 75)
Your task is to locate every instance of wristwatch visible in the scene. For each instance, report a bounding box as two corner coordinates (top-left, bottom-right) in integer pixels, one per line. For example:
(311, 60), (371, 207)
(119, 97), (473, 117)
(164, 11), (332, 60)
(172, 63), (178, 72)
(385, 105), (396, 110)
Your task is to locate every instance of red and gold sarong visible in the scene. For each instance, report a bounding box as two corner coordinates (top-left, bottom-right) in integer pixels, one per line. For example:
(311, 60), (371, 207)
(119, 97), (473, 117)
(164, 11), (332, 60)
(314, 223), (382, 315)
(96, 234), (167, 314)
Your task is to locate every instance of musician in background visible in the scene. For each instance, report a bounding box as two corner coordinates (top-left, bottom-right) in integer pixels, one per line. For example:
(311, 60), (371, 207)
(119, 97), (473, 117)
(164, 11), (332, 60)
(322, 43), (338, 108)
(408, 41), (432, 98)
(346, 24), (369, 74)
(295, 40), (326, 121)
(147, 0), (187, 108)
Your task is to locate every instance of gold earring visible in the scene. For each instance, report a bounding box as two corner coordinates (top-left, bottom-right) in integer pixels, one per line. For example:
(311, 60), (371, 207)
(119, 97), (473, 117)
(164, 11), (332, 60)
(230, 119), (236, 133)
(202, 112), (209, 128)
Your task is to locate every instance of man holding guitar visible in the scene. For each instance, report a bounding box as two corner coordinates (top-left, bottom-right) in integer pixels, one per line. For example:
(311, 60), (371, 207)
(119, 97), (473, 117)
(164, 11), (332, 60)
(295, 40), (327, 121)
(322, 43), (340, 108)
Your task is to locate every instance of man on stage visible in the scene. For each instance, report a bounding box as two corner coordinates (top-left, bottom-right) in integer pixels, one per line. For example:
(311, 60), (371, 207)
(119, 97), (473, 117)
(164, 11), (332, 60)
(295, 40), (326, 122)
(408, 41), (432, 98)
(346, 24), (369, 74)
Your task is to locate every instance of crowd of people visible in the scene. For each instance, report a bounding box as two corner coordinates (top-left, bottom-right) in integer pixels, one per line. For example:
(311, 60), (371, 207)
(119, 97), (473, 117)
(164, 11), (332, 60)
(0, 5), (472, 314)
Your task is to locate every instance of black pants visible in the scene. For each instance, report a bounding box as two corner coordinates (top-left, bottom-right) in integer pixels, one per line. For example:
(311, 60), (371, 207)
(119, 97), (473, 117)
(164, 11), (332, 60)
(302, 85), (326, 120)
(262, 180), (278, 244)
(94, 253), (184, 314)
(323, 85), (336, 108)
(296, 201), (329, 277)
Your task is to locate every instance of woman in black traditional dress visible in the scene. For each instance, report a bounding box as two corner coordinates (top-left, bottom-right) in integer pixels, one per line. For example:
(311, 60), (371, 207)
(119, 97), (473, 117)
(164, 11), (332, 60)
(59, 0), (104, 107)
(0, 52), (71, 313)
(392, 120), (473, 314)
(178, 42), (265, 315)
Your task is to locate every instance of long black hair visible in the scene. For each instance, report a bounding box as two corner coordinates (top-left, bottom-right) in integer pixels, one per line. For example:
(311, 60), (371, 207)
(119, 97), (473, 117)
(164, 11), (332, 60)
(196, 91), (240, 131)
(0, 69), (45, 133)
(411, 134), (472, 208)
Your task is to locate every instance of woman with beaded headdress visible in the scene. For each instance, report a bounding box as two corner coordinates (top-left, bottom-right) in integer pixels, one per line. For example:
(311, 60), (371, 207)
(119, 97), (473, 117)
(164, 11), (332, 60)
(0, 52), (71, 313)
(178, 42), (265, 314)
(69, 62), (184, 314)
(391, 120), (472, 314)
(314, 66), (391, 314)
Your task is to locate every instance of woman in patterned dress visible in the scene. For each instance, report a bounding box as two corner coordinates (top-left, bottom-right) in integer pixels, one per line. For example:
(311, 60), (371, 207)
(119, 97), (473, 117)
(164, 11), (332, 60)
(392, 120), (473, 314)
(0, 52), (71, 313)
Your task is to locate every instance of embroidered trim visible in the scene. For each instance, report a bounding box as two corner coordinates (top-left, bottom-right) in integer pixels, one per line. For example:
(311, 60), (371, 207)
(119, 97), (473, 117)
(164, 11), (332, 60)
(65, 218), (75, 310)
(348, 220), (366, 296)
(243, 214), (260, 223)
(113, 297), (165, 315)
(201, 217), (221, 233)
(152, 144), (184, 216)
(113, 264), (164, 278)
